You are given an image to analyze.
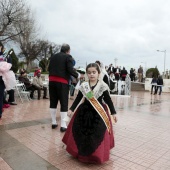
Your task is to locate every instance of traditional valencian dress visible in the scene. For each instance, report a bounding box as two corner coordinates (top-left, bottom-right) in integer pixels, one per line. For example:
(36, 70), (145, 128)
(62, 80), (116, 164)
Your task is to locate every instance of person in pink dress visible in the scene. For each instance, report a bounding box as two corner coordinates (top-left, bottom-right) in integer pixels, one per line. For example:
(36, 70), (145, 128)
(0, 44), (16, 119)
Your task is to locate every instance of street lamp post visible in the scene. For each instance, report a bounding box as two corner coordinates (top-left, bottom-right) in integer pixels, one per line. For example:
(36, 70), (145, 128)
(141, 61), (147, 77)
(114, 58), (118, 67)
(157, 50), (166, 76)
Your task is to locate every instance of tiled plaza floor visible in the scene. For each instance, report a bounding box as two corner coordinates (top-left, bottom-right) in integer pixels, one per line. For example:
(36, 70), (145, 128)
(0, 157), (12, 170)
(0, 91), (170, 170)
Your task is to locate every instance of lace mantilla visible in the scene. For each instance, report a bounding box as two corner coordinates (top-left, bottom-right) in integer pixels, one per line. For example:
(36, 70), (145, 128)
(79, 81), (109, 99)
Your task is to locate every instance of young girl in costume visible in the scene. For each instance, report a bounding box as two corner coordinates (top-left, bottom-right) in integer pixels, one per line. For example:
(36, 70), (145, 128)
(62, 63), (117, 164)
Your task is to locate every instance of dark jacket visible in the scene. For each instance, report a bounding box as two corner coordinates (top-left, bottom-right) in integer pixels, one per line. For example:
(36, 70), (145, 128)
(18, 76), (32, 88)
(130, 69), (134, 75)
(120, 69), (128, 77)
(108, 66), (114, 73)
(103, 74), (110, 87)
(157, 77), (163, 85)
(114, 68), (121, 74)
(151, 77), (157, 84)
(49, 52), (78, 81)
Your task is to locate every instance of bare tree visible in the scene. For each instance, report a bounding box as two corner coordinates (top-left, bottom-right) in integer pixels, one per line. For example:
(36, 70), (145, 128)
(0, 0), (27, 42)
(38, 41), (61, 72)
(50, 42), (61, 55)
(13, 5), (44, 70)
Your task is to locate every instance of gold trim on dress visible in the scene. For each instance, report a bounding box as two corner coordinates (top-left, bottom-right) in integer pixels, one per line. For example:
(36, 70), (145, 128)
(88, 97), (111, 134)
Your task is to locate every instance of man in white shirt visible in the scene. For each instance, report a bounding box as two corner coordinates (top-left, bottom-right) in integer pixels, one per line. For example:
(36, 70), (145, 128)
(32, 71), (48, 100)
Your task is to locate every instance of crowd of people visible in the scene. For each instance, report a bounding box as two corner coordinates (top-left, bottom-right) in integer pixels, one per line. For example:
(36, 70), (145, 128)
(0, 41), (49, 119)
(0, 43), (118, 163)
(105, 64), (145, 82)
(47, 44), (117, 163)
(0, 42), (164, 165)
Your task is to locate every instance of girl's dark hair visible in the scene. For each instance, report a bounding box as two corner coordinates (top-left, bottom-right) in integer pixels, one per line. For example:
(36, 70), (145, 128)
(86, 63), (101, 74)
(95, 60), (101, 66)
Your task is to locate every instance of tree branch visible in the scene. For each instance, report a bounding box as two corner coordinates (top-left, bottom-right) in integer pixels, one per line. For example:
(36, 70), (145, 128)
(0, 31), (22, 42)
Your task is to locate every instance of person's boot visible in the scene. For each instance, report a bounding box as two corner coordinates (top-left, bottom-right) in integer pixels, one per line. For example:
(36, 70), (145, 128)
(50, 108), (58, 129)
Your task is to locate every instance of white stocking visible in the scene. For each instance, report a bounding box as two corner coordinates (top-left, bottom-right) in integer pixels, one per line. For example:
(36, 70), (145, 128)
(50, 108), (57, 125)
(60, 112), (67, 128)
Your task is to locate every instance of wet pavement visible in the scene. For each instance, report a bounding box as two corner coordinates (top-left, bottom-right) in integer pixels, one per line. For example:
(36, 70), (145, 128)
(0, 91), (170, 170)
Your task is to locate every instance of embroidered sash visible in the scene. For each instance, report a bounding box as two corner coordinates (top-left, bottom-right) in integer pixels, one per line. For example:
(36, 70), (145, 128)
(82, 82), (111, 134)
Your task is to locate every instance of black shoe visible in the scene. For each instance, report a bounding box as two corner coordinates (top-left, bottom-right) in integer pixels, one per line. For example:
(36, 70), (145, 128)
(9, 102), (17, 105)
(60, 127), (67, 132)
(52, 124), (58, 129)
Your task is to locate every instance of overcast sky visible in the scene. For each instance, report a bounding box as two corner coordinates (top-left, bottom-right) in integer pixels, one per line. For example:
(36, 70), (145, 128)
(29, 0), (170, 73)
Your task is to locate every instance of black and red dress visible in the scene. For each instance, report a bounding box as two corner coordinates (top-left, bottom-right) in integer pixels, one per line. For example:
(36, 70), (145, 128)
(62, 81), (116, 164)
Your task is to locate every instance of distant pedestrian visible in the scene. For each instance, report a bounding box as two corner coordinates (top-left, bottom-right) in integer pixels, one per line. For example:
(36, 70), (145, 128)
(120, 67), (128, 81)
(107, 64), (114, 75)
(130, 68), (135, 81)
(95, 60), (110, 87)
(151, 76), (157, 95)
(138, 65), (143, 82)
(114, 66), (121, 81)
(156, 75), (163, 95)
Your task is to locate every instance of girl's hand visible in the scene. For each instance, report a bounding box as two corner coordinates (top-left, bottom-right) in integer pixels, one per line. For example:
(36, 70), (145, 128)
(113, 115), (118, 123)
(67, 110), (73, 117)
(111, 115), (117, 124)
